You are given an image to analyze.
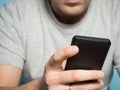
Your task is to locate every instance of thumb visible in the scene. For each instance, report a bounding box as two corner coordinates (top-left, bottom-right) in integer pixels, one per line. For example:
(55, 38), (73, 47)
(47, 46), (79, 71)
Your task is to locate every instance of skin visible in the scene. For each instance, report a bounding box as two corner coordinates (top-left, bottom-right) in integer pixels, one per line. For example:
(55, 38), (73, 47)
(50, 0), (91, 24)
(0, 46), (104, 90)
(0, 0), (104, 90)
(41, 46), (104, 90)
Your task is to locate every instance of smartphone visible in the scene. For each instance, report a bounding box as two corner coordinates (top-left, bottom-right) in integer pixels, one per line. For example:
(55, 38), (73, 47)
(65, 35), (111, 71)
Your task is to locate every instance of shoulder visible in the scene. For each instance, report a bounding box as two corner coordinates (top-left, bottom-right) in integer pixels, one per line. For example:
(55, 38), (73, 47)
(0, 0), (40, 16)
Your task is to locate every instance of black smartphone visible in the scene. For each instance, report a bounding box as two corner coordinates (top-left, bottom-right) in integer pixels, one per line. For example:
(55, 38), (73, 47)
(65, 35), (111, 71)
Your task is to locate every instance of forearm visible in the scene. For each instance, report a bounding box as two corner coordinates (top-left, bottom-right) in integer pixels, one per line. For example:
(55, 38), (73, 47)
(0, 78), (42, 90)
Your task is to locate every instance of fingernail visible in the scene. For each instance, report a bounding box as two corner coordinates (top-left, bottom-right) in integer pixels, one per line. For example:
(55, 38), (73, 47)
(70, 46), (78, 53)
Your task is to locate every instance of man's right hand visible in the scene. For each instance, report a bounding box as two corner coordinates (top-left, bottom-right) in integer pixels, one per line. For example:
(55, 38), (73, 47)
(41, 46), (104, 90)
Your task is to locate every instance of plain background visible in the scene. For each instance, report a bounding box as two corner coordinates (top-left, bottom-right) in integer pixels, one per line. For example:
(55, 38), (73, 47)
(0, 0), (120, 89)
(0, 0), (11, 8)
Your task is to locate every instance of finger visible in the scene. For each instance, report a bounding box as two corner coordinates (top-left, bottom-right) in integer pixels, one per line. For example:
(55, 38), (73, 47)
(58, 70), (104, 84)
(70, 80), (104, 90)
(48, 85), (69, 90)
(47, 46), (79, 70)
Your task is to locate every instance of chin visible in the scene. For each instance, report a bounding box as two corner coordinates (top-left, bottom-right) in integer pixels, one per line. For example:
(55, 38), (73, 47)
(62, 6), (86, 16)
(64, 12), (82, 16)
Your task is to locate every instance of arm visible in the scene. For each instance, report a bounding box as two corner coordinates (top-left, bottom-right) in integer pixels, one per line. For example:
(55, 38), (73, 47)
(0, 46), (104, 90)
(0, 65), (41, 90)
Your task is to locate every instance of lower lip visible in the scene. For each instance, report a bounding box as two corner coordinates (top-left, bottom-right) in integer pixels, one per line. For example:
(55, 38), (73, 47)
(65, 0), (81, 3)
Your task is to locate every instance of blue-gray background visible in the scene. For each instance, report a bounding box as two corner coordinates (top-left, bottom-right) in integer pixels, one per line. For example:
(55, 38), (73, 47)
(0, 0), (11, 8)
(0, 0), (120, 89)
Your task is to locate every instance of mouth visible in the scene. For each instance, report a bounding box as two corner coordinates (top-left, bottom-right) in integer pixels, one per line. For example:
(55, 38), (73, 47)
(64, 0), (81, 4)
(64, 0), (81, 6)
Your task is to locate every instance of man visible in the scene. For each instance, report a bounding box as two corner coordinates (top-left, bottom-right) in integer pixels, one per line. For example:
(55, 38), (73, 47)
(0, 0), (120, 90)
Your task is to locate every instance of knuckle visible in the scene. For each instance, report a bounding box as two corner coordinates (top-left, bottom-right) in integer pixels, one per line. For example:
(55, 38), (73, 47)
(71, 71), (81, 82)
(45, 75), (53, 86)
(93, 73), (100, 79)
(51, 54), (57, 62)
(90, 70), (100, 79)
(48, 54), (58, 67)
(45, 73), (60, 86)
(45, 79), (51, 86)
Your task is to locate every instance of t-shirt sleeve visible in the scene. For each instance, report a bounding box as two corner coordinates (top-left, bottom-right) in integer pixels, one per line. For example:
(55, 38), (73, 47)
(0, 2), (25, 69)
(112, 0), (120, 76)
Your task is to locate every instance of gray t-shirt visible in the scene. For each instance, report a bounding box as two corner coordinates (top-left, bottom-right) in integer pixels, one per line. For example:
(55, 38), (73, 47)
(0, 0), (120, 89)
